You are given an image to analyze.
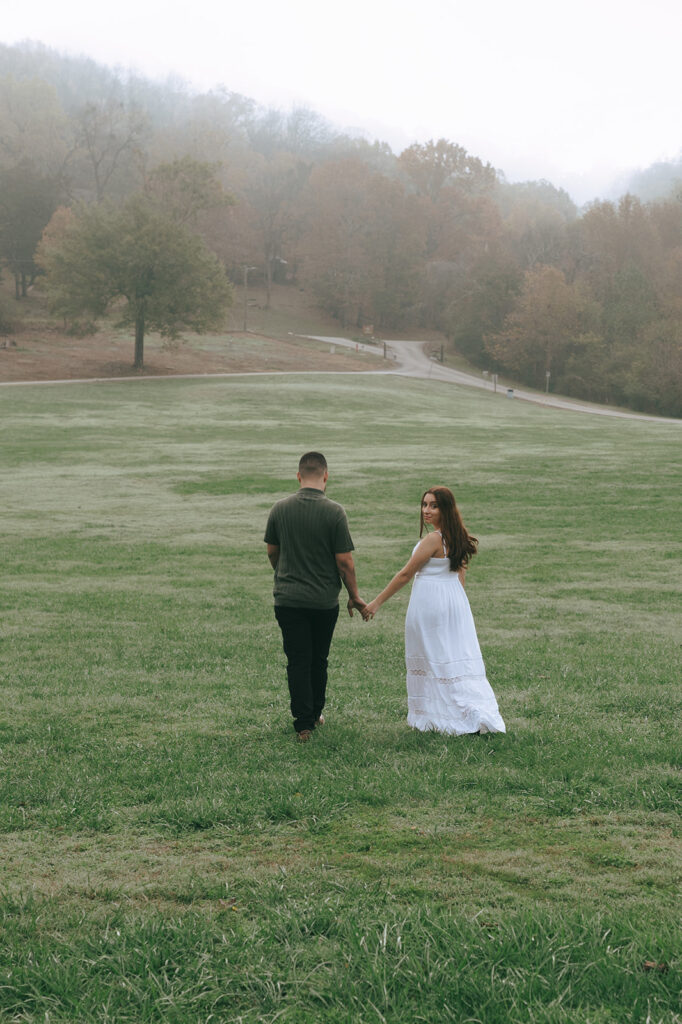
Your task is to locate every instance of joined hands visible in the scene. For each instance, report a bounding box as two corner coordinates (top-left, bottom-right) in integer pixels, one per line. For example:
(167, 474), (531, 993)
(362, 600), (378, 620)
(347, 596), (366, 618)
(347, 597), (377, 621)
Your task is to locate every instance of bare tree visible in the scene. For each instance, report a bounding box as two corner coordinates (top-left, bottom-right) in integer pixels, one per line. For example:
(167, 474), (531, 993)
(246, 153), (310, 306)
(74, 97), (148, 201)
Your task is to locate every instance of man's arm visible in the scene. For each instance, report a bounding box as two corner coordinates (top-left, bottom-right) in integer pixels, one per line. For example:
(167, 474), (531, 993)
(267, 543), (280, 570)
(335, 551), (366, 617)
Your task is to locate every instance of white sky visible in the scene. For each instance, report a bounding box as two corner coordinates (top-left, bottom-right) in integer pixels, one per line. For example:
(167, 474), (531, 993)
(2, 0), (681, 203)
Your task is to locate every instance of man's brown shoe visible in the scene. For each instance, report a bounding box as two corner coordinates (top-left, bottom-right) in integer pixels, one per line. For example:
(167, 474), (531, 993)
(296, 729), (313, 743)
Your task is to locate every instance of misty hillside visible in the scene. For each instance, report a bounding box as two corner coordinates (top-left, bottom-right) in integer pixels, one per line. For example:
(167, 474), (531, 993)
(1, 40), (681, 415)
(622, 158), (682, 203)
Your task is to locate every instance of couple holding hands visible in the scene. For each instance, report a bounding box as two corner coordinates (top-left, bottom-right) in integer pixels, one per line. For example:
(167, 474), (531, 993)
(265, 452), (505, 743)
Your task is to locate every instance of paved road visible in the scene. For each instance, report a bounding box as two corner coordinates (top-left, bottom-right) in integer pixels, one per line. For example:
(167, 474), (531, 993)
(2, 332), (678, 425)
(306, 336), (681, 424)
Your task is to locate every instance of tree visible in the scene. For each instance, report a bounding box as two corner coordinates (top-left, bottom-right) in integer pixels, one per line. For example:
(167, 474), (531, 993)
(427, 252), (521, 364)
(0, 74), (70, 175)
(486, 265), (593, 387)
(498, 180), (576, 269)
(39, 193), (232, 368)
(398, 139), (497, 201)
(73, 97), (148, 201)
(577, 195), (659, 304)
(358, 174), (425, 328)
(247, 106), (335, 159)
(624, 317), (682, 416)
(303, 158), (425, 328)
(0, 160), (63, 297)
(625, 156), (682, 203)
(244, 152), (310, 306)
(143, 156), (232, 226)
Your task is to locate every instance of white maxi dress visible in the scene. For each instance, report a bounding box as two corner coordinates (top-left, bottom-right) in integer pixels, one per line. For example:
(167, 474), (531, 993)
(405, 538), (505, 735)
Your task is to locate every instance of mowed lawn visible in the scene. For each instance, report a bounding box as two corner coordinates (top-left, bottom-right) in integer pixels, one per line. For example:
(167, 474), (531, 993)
(0, 373), (680, 1023)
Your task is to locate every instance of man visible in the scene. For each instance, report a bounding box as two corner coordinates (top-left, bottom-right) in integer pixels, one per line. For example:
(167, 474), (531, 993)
(264, 452), (366, 742)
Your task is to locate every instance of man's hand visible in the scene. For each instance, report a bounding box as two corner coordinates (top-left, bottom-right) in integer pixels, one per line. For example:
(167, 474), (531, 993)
(347, 596), (367, 618)
(337, 552), (364, 618)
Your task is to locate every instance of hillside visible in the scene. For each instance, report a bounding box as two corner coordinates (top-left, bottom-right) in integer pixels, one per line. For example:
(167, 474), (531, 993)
(0, 280), (395, 382)
(1, 42), (681, 414)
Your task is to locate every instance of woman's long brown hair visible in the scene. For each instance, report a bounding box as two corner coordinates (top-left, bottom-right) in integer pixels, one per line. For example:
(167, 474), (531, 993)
(419, 486), (478, 572)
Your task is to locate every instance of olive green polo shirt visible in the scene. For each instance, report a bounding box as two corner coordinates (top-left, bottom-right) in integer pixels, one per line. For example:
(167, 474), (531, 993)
(264, 487), (354, 608)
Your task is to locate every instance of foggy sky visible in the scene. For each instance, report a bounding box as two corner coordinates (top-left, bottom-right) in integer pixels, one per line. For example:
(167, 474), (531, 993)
(2, 0), (681, 204)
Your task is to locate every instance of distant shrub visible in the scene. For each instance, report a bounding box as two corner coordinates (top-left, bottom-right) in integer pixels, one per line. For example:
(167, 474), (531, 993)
(65, 319), (98, 337)
(0, 297), (15, 335)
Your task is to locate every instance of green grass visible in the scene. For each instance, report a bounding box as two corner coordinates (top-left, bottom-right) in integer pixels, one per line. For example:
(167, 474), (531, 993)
(0, 373), (680, 1023)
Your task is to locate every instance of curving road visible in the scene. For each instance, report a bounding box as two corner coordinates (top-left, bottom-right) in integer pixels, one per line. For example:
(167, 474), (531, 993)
(1, 332), (679, 425)
(306, 336), (681, 424)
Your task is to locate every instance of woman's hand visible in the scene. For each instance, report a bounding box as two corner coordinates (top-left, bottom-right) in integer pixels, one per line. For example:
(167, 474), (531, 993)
(363, 599), (379, 620)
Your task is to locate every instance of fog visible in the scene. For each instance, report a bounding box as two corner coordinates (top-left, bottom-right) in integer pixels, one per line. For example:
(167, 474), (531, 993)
(1, 0), (681, 205)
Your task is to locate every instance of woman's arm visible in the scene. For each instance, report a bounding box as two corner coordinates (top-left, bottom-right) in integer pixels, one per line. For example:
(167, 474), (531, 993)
(363, 534), (441, 619)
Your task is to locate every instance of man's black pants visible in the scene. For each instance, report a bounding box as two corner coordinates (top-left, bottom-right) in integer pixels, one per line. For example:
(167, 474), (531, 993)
(274, 605), (339, 733)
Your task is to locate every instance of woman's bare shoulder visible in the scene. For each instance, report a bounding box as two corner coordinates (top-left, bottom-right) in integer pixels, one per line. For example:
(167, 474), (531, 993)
(415, 532), (442, 554)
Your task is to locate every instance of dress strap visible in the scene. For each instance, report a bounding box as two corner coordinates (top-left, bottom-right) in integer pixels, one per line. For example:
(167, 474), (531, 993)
(436, 529), (448, 556)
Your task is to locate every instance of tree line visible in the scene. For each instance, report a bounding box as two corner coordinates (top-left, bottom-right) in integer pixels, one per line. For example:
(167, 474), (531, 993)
(0, 41), (680, 414)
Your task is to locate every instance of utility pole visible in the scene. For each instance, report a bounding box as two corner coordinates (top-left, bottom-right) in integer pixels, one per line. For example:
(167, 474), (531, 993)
(243, 265), (256, 331)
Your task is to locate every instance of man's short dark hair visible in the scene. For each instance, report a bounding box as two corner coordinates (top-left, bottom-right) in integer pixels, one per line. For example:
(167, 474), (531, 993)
(298, 451), (328, 476)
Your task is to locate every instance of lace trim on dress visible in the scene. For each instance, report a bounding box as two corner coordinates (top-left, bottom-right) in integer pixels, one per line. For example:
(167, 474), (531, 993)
(406, 656), (485, 678)
(408, 668), (488, 685)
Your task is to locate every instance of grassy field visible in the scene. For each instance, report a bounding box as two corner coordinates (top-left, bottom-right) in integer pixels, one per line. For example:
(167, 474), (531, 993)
(0, 279), (393, 383)
(1, 372), (680, 1023)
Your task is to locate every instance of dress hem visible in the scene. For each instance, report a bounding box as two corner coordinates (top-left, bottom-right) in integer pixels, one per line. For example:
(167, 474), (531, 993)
(407, 714), (506, 736)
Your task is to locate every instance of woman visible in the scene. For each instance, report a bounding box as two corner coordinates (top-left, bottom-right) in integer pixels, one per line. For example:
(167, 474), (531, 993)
(364, 487), (505, 735)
